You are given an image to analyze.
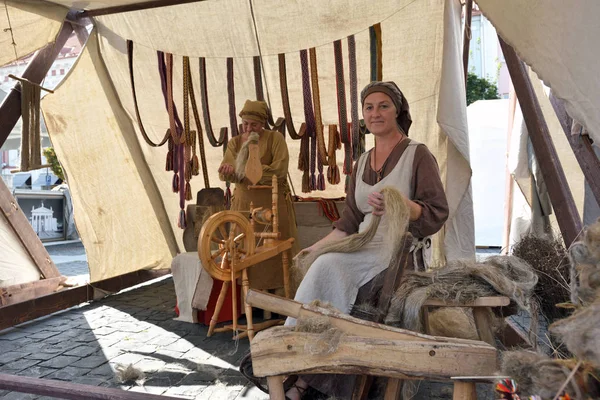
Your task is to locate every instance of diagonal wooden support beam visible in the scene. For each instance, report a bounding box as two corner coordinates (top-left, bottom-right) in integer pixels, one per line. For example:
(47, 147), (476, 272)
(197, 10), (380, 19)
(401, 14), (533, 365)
(76, 0), (207, 18)
(499, 37), (582, 247)
(0, 15), (75, 148)
(462, 0), (474, 85)
(549, 93), (600, 209)
(0, 177), (60, 279)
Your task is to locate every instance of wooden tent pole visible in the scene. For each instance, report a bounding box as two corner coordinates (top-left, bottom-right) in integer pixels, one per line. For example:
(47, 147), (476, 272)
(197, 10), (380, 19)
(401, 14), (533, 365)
(0, 177), (60, 279)
(77, 0), (207, 19)
(549, 93), (600, 208)
(501, 84), (517, 253)
(499, 36), (582, 247)
(0, 15), (75, 148)
(462, 0), (474, 84)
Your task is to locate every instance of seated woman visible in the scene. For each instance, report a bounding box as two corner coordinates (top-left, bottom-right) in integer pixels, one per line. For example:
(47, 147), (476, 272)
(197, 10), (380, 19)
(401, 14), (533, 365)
(285, 81), (449, 400)
(218, 100), (299, 293)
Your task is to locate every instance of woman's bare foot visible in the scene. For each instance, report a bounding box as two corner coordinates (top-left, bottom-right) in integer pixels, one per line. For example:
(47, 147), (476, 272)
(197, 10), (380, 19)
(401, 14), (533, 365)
(285, 377), (309, 400)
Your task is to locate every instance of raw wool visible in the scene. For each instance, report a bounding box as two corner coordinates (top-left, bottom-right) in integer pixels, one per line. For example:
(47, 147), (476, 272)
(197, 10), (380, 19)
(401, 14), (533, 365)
(550, 299), (600, 368)
(511, 234), (571, 321)
(293, 186), (410, 280)
(295, 299), (344, 356)
(234, 131), (260, 182)
(427, 307), (479, 340)
(114, 363), (145, 383)
(568, 218), (600, 305)
(384, 256), (538, 336)
(501, 351), (586, 399)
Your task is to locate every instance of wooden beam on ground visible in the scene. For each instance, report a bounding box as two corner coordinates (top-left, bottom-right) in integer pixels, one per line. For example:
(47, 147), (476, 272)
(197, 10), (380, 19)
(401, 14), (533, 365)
(0, 15), (75, 148)
(0, 175), (60, 279)
(499, 36), (582, 247)
(0, 277), (65, 307)
(549, 93), (600, 208)
(462, 0), (474, 85)
(0, 269), (169, 331)
(0, 373), (185, 400)
(77, 0), (207, 19)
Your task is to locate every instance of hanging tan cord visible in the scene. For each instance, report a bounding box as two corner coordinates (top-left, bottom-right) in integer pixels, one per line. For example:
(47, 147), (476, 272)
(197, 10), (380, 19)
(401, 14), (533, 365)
(18, 79), (42, 172)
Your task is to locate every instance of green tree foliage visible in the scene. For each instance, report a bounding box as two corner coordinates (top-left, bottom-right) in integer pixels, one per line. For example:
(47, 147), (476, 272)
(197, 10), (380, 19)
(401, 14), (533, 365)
(42, 147), (65, 182)
(466, 72), (500, 105)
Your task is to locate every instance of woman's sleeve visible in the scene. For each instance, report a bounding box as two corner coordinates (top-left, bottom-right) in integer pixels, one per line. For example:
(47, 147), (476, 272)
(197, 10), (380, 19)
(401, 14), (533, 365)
(218, 139), (238, 182)
(258, 132), (289, 185)
(332, 160), (364, 235)
(409, 145), (449, 238)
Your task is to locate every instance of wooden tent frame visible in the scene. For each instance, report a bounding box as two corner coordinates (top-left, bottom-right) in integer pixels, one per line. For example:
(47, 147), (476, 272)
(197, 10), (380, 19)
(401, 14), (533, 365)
(0, 0), (598, 337)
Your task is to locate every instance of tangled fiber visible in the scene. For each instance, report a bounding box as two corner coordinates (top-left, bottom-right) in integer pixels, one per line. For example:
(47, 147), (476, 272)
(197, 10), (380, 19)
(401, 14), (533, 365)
(385, 256), (538, 337)
(501, 351), (599, 399)
(512, 234), (571, 321)
(114, 363), (145, 383)
(293, 186), (410, 282)
(295, 300), (344, 356)
(568, 219), (600, 305)
(550, 299), (600, 369)
(234, 131), (260, 182)
(427, 307), (479, 340)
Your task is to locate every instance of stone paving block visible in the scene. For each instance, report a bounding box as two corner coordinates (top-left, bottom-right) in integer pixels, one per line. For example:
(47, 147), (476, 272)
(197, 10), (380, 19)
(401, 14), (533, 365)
(23, 351), (58, 362)
(114, 341), (157, 354)
(194, 383), (244, 400)
(44, 366), (92, 380)
(71, 375), (109, 386)
(37, 342), (73, 354)
(182, 347), (212, 363)
(70, 355), (109, 369)
(15, 366), (56, 378)
(0, 392), (37, 399)
(235, 384), (269, 400)
(127, 384), (167, 396)
(0, 358), (40, 372)
(38, 355), (80, 369)
(147, 334), (181, 346)
(64, 345), (98, 358)
(1, 352), (31, 364)
(110, 352), (146, 366)
(0, 330), (29, 341)
(218, 369), (248, 387)
(94, 347), (122, 361)
(168, 339), (196, 353)
(87, 362), (116, 377)
(92, 326), (117, 336)
(133, 358), (166, 373)
(192, 366), (224, 382)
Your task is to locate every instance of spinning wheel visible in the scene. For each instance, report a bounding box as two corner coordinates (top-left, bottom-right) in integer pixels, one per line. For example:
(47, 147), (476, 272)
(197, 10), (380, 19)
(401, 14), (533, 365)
(198, 211), (255, 282)
(197, 175), (295, 341)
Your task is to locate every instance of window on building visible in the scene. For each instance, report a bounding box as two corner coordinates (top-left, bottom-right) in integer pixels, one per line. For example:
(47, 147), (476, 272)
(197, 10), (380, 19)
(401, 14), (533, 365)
(60, 69), (65, 75)
(51, 70), (56, 76)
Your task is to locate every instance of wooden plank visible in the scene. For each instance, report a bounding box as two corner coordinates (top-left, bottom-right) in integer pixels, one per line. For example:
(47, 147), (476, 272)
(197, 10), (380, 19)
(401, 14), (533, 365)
(453, 382), (477, 400)
(549, 93), (600, 207)
(423, 296), (510, 307)
(0, 372), (185, 400)
(0, 269), (169, 331)
(472, 308), (495, 346)
(251, 327), (497, 380)
(0, 277), (65, 306)
(77, 0), (207, 18)
(462, 0), (474, 84)
(499, 36), (582, 247)
(377, 233), (412, 319)
(245, 290), (491, 346)
(0, 177), (60, 279)
(0, 16), (74, 148)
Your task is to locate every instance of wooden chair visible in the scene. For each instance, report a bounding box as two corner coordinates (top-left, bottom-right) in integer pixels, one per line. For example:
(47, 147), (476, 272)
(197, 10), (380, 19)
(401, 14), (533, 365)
(246, 233), (505, 399)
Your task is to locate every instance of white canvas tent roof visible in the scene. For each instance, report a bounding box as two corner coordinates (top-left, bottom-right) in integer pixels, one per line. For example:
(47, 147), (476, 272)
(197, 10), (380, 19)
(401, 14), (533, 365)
(1, 0), (598, 283)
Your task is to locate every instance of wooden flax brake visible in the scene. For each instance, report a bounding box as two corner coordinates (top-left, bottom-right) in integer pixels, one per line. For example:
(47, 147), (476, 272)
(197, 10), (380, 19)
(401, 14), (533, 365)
(246, 233), (502, 400)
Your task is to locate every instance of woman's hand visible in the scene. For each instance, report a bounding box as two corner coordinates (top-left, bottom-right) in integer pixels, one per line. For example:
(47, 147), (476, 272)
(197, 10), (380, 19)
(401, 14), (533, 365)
(368, 191), (386, 216)
(218, 163), (235, 176)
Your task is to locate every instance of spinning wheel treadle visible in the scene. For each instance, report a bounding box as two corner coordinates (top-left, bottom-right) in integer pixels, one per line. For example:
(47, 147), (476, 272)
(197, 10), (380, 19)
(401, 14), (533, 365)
(198, 211), (255, 282)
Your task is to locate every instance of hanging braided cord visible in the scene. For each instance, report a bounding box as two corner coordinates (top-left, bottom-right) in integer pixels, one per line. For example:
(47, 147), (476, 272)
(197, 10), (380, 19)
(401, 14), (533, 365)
(278, 53), (306, 140)
(375, 23), (383, 80)
(327, 124), (341, 185)
(347, 35), (362, 160)
(127, 40), (169, 147)
(252, 55), (277, 129)
(185, 58), (210, 188)
(182, 57), (193, 201)
(226, 58), (239, 137)
(309, 48), (328, 166)
(299, 49), (316, 192)
(199, 57), (228, 147)
(164, 53), (187, 227)
(333, 40), (352, 175)
(369, 25), (377, 82)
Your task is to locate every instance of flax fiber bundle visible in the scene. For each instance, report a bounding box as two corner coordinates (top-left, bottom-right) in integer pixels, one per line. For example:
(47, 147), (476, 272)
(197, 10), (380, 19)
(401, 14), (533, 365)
(385, 255), (538, 335)
(234, 131), (260, 182)
(292, 186), (410, 284)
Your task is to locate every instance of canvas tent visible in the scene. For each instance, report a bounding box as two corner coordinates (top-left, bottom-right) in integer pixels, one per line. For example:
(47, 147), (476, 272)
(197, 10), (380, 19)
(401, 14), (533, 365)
(0, 0), (598, 289)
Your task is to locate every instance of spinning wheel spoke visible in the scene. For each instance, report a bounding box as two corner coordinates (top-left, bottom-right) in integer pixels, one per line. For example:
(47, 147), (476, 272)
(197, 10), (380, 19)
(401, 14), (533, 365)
(218, 225), (228, 241)
(233, 232), (246, 243)
(211, 235), (225, 244)
(211, 247), (226, 260)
